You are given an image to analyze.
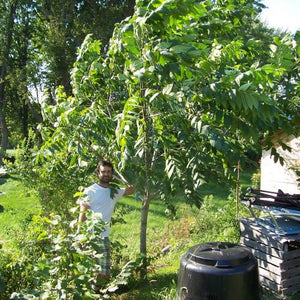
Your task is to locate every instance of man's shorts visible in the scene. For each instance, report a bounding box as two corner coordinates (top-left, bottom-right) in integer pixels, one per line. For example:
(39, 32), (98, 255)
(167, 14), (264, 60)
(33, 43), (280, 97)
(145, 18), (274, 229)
(97, 237), (111, 276)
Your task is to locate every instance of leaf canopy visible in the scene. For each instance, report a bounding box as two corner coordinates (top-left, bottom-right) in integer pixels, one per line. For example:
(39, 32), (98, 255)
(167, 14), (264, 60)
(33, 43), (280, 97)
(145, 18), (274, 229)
(33, 0), (299, 207)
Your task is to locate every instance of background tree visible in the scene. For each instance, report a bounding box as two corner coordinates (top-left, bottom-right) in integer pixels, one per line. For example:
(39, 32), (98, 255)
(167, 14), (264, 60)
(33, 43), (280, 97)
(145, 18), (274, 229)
(35, 0), (136, 101)
(0, 0), (136, 158)
(0, 0), (17, 162)
(0, 0), (47, 155)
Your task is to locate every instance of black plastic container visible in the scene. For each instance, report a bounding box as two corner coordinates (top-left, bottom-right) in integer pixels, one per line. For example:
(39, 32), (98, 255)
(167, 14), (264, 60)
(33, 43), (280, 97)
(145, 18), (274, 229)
(177, 242), (259, 300)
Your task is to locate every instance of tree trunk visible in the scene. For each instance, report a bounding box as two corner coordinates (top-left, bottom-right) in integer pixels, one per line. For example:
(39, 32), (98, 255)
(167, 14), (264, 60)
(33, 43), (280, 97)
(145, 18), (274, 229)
(19, 10), (30, 139)
(140, 189), (151, 280)
(0, 0), (17, 163)
(22, 98), (29, 138)
(0, 109), (8, 161)
(29, 102), (43, 123)
(139, 88), (152, 280)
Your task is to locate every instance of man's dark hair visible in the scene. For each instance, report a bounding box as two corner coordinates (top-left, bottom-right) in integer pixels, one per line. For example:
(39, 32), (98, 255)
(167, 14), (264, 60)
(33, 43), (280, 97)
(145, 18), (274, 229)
(97, 160), (114, 174)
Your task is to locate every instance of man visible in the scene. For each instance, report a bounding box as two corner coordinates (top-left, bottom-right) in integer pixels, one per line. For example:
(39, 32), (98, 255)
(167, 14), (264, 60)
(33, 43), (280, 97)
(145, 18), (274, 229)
(79, 159), (134, 287)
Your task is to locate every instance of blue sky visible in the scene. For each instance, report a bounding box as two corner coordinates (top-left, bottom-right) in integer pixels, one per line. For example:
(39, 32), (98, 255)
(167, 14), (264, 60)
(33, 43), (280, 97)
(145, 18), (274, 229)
(260, 0), (300, 33)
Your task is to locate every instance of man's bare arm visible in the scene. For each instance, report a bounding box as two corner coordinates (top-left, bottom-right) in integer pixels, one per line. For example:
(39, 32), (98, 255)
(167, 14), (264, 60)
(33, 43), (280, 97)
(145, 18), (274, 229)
(79, 202), (90, 223)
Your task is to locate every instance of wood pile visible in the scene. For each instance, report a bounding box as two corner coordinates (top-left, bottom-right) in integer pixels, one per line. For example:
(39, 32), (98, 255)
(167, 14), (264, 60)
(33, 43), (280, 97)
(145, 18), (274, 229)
(240, 217), (300, 299)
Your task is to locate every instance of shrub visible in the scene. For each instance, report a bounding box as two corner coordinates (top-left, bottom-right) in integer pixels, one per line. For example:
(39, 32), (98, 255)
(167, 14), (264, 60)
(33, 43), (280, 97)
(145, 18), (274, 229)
(8, 209), (137, 300)
(6, 131), (95, 218)
(251, 171), (261, 189)
(192, 192), (252, 244)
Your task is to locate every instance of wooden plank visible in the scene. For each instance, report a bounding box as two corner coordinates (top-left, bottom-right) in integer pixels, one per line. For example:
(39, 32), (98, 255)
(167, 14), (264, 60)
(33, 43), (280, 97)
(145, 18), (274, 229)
(240, 218), (300, 245)
(240, 217), (300, 298)
(281, 266), (300, 279)
(281, 275), (300, 288)
(259, 266), (300, 295)
(259, 267), (282, 285)
(257, 260), (282, 277)
(240, 220), (285, 250)
(260, 287), (284, 300)
(256, 254), (300, 282)
(244, 245), (300, 270)
(240, 237), (300, 271)
(240, 231), (300, 260)
(259, 275), (280, 292)
(260, 266), (300, 288)
(258, 260), (300, 281)
(282, 285), (300, 297)
(259, 275), (300, 297)
(241, 237), (300, 264)
(240, 228), (282, 251)
(280, 258), (300, 270)
(241, 236), (284, 258)
(251, 249), (300, 276)
(253, 249), (283, 266)
(284, 248), (300, 260)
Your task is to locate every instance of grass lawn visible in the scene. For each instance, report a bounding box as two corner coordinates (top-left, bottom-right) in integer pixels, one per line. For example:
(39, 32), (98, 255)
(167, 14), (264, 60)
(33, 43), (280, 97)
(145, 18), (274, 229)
(0, 176), (41, 250)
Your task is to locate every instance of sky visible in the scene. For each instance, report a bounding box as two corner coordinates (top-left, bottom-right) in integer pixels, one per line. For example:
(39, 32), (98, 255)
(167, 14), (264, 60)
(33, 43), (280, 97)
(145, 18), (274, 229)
(260, 0), (300, 33)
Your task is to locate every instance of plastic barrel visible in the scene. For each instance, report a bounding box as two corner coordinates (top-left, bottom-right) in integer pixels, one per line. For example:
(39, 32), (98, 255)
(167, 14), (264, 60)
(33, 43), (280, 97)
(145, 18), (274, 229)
(177, 242), (259, 300)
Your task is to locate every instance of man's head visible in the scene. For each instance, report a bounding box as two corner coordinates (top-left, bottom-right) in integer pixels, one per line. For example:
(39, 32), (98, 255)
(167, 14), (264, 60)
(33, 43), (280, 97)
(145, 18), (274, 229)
(97, 160), (114, 187)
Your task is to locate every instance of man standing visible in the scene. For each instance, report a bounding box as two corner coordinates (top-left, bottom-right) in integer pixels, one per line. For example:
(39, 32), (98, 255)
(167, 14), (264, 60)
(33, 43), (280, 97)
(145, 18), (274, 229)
(79, 159), (134, 287)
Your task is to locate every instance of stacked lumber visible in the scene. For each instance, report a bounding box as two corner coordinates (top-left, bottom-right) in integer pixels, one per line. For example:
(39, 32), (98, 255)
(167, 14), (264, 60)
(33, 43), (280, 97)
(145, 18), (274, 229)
(240, 218), (300, 299)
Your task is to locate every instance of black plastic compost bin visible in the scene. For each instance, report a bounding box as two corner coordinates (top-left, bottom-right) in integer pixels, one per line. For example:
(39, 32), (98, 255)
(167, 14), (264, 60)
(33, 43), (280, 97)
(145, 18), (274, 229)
(177, 242), (259, 300)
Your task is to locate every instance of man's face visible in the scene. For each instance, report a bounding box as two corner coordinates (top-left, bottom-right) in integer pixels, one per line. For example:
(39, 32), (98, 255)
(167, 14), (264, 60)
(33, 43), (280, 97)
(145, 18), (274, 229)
(98, 165), (113, 184)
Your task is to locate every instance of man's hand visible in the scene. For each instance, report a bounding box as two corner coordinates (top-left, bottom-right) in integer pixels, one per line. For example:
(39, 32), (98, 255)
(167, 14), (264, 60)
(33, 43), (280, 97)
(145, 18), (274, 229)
(124, 185), (135, 196)
(113, 172), (134, 196)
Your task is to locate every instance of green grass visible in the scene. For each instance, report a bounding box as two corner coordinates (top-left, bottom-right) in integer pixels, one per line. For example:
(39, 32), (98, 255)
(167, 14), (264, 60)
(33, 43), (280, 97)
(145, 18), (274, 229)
(0, 176), (41, 250)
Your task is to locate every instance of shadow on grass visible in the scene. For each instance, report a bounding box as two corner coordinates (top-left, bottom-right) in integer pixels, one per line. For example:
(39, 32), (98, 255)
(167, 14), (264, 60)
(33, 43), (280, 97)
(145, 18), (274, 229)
(0, 178), (8, 186)
(0, 174), (22, 186)
(112, 273), (280, 300)
(117, 199), (172, 220)
(112, 273), (178, 300)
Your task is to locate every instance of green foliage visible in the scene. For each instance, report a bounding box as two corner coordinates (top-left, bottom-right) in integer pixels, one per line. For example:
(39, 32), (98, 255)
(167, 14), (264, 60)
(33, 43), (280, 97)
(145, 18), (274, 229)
(7, 129), (97, 217)
(107, 189), (254, 299)
(26, 0), (298, 217)
(0, 176), (41, 256)
(0, 244), (41, 300)
(0, 211), (50, 300)
(14, 1), (297, 281)
(10, 0), (299, 280)
(268, 32), (300, 127)
(0, 0), (136, 157)
(97, 0), (297, 204)
(192, 193), (247, 243)
(251, 171), (261, 189)
(9, 210), (137, 300)
(153, 285), (177, 300)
